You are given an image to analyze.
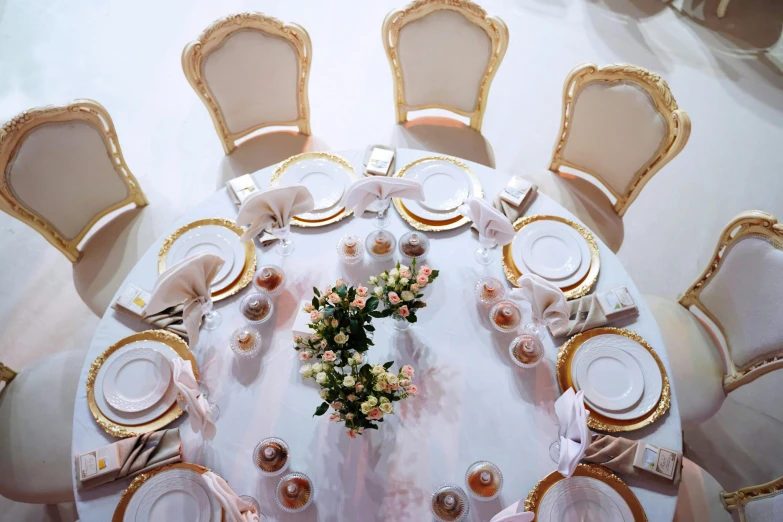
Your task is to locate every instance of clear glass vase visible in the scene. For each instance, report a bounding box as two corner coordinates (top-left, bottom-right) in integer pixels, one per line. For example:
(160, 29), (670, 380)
(392, 312), (410, 331)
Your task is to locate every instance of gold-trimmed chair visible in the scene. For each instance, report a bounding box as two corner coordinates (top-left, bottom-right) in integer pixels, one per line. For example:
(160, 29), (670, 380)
(722, 475), (783, 521)
(0, 99), (148, 263)
(182, 12), (312, 155)
(674, 458), (735, 522)
(0, 351), (83, 503)
(382, 0), (508, 132)
(523, 63), (690, 251)
(646, 210), (783, 426)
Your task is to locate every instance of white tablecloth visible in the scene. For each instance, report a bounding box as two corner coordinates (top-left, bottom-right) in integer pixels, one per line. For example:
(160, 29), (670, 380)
(71, 148), (681, 521)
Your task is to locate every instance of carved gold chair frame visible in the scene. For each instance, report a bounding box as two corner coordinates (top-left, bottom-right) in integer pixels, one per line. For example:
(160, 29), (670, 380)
(549, 63), (691, 217)
(182, 12), (312, 155)
(382, 0), (509, 132)
(0, 99), (148, 263)
(679, 210), (783, 392)
(0, 362), (17, 386)
(721, 475), (783, 521)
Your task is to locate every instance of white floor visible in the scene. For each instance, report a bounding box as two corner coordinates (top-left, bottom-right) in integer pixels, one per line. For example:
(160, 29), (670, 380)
(1, 0), (782, 519)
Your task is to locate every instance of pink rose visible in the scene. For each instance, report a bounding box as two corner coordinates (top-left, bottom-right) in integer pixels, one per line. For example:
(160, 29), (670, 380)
(355, 383), (364, 392)
(400, 269), (411, 279)
(328, 293), (341, 304)
(406, 384), (419, 396)
(391, 382), (399, 390)
(310, 334), (321, 342)
(330, 413), (341, 422)
(356, 286), (368, 297)
(294, 335), (303, 344)
(347, 430), (357, 439)
(416, 274), (428, 286)
(347, 394), (357, 402)
(419, 266), (432, 277)
(299, 351), (311, 361)
(398, 305), (410, 318)
(401, 365), (414, 379)
(400, 379), (411, 387)
(388, 292), (401, 305)
(320, 339), (327, 349)
(345, 413), (354, 420)
(310, 310), (321, 322)
(410, 284), (420, 293)
(336, 278), (346, 287)
(352, 296), (366, 309)
(303, 303), (314, 313)
(367, 408), (383, 420)
(323, 350), (337, 362)
(331, 401), (342, 410)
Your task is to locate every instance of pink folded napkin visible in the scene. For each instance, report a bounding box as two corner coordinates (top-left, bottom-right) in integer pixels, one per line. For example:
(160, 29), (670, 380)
(171, 357), (216, 441)
(342, 177), (424, 215)
(236, 185), (314, 242)
(145, 252), (225, 347)
(202, 471), (260, 522)
(555, 387), (590, 478)
(490, 500), (534, 522)
(511, 274), (569, 330)
(459, 197), (515, 248)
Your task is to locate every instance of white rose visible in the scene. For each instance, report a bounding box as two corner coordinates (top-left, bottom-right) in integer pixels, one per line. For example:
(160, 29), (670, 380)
(399, 278), (409, 286)
(300, 364), (313, 378)
(369, 276), (378, 285)
(343, 375), (356, 387)
(352, 352), (363, 364)
(379, 402), (393, 414)
(334, 332), (349, 345)
(315, 372), (327, 384)
(367, 396), (378, 407)
(312, 362), (323, 373)
(371, 364), (384, 375)
(389, 268), (399, 277)
(319, 389), (328, 400)
(380, 396), (390, 404)
(379, 272), (388, 280)
(374, 382), (384, 392)
(386, 374), (399, 385)
(387, 277), (396, 286)
(360, 402), (372, 414)
(374, 286), (384, 297)
(401, 290), (414, 301)
(400, 264), (409, 273)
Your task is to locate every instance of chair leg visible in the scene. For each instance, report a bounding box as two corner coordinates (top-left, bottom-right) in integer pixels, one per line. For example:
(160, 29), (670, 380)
(0, 362), (17, 384)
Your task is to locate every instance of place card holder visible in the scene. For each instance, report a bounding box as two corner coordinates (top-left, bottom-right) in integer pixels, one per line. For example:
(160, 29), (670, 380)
(549, 287), (639, 338)
(363, 145), (395, 176)
(112, 283), (150, 318)
(227, 174), (259, 205)
(493, 176), (538, 222)
(633, 442), (682, 483)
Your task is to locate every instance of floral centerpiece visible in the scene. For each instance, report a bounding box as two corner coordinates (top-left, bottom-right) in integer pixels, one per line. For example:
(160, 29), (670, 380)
(294, 279), (419, 437)
(367, 258), (439, 328)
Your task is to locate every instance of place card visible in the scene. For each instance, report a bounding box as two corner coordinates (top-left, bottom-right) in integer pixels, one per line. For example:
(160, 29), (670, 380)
(227, 174), (259, 205)
(112, 283), (150, 318)
(633, 442), (682, 482)
(596, 287), (638, 321)
(364, 145), (395, 176)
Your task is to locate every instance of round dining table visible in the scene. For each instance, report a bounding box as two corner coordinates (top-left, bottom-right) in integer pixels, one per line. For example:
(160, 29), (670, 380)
(71, 148), (682, 521)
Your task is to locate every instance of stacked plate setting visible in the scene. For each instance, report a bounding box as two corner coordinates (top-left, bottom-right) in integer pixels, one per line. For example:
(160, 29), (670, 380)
(570, 334), (663, 421)
(94, 340), (180, 429)
(535, 475), (635, 522)
(510, 219), (592, 290)
(122, 467), (221, 522)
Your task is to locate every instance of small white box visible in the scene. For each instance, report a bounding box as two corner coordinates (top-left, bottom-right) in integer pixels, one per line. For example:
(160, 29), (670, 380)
(292, 300), (316, 340)
(112, 283), (150, 318)
(596, 287), (638, 321)
(364, 146), (395, 176)
(633, 442), (681, 481)
(76, 443), (121, 483)
(227, 174), (259, 205)
(500, 176), (536, 207)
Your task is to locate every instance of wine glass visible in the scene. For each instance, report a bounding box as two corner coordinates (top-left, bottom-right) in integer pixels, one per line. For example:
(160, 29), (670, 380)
(239, 496), (267, 521)
(177, 381), (220, 422)
(201, 301), (221, 331)
(274, 224), (295, 257)
(474, 234), (496, 266)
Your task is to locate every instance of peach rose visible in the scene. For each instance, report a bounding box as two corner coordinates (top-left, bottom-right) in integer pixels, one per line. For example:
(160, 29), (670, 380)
(310, 310), (322, 322)
(347, 430), (357, 439)
(303, 303), (314, 313)
(328, 293), (341, 304)
(347, 394), (357, 402)
(410, 284), (420, 293)
(355, 383), (364, 392)
(331, 401), (342, 410)
(398, 305), (410, 318)
(401, 365), (414, 379)
(299, 351), (311, 361)
(323, 350), (337, 362)
(329, 413), (341, 422)
(336, 278), (346, 287)
(416, 274), (429, 286)
(367, 408), (383, 420)
(388, 292), (401, 305)
(352, 296), (366, 309)
(406, 384), (419, 396)
(419, 265), (433, 277)
(400, 268), (411, 279)
(356, 286), (368, 297)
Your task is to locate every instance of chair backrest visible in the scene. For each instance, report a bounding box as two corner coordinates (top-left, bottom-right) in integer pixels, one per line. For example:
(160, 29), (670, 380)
(182, 12), (312, 154)
(549, 63), (691, 217)
(0, 99), (147, 263)
(382, 0), (508, 131)
(679, 210), (783, 392)
(722, 475), (783, 522)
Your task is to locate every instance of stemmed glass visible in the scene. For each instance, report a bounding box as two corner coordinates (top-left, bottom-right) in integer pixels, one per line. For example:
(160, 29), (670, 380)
(474, 233), (496, 266)
(373, 198), (392, 229)
(177, 380), (220, 422)
(239, 496), (267, 521)
(201, 300), (221, 331)
(274, 224), (295, 257)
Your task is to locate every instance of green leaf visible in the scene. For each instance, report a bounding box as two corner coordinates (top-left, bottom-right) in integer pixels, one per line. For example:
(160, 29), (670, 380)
(366, 424), (379, 430)
(313, 287), (321, 297)
(368, 311), (384, 318)
(313, 402), (329, 417)
(311, 296), (319, 309)
(383, 361), (394, 369)
(366, 296), (379, 312)
(408, 315), (418, 323)
(364, 324), (375, 332)
(430, 270), (439, 278)
(337, 286), (347, 299)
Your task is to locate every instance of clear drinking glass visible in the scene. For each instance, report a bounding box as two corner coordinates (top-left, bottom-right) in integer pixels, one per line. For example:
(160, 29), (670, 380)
(274, 224), (295, 257)
(276, 472), (314, 513)
(431, 484), (469, 522)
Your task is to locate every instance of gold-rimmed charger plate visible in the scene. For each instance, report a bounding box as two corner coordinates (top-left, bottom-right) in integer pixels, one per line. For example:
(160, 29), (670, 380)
(524, 463), (648, 521)
(158, 218), (256, 302)
(502, 214), (600, 300)
(392, 155), (484, 232)
(112, 462), (226, 522)
(557, 327), (671, 433)
(87, 330), (197, 438)
(270, 151), (358, 227)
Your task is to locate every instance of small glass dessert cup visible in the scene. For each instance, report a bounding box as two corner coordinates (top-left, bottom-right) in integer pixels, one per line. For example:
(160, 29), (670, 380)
(276, 472), (314, 513)
(253, 265), (285, 297)
(274, 224), (295, 257)
(254, 437), (290, 477)
(509, 324), (545, 368)
(474, 277), (505, 307)
(229, 326), (262, 358)
(238, 496), (266, 521)
(489, 300), (522, 333)
(399, 231), (430, 262)
(465, 461), (503, 501)
(336, 235), (364, 265)
(431, 484), (469, 522)
(240, 292), (274, 325)
(365, 230), (397, 262)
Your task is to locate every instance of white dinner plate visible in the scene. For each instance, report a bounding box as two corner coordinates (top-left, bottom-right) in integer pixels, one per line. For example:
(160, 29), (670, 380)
(572, 334), (663, 420)
(574, 344), (644, 411)
(408, 161), (471, 212)
(520, 225), (583, 280)
(538, 477), (634, 522)
(166, 225), (244, 293)
(399, 160), (474, 221)
(125, 469), (220, 522)
(277, 157), (352, 219)
(94, 340), (179, 426)
(512, 221), (591, 288)
(102, 347), (172, 413)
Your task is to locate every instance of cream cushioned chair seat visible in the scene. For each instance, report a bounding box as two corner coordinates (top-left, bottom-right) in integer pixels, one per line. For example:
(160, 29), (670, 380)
(699, 235), (783, 371)
(645, 295), (727, 425)
(744, 490), (783, 521)
(674, 458), (735, 522)
(561, 81), (667, 197)
(7, 120), (130, 240)
(0, 351), (83, 504)
(203, 29), (300, 134)
(397, 9), (491, 113)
